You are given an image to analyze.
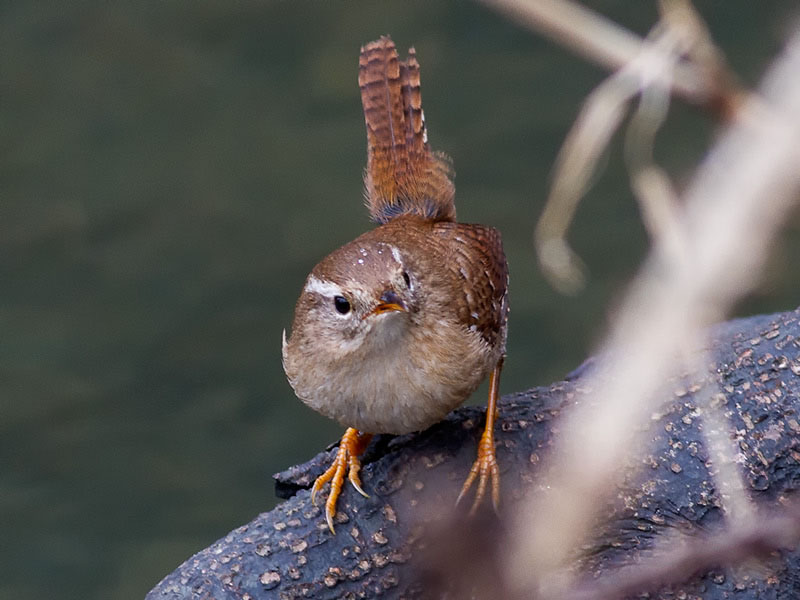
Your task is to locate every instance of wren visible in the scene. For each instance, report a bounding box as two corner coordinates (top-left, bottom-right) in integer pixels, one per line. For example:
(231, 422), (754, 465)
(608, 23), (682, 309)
(282, 36), (509, 533)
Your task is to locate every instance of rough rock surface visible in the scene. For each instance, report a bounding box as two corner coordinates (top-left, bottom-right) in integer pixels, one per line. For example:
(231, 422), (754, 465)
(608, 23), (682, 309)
(146, 307), (800, 599)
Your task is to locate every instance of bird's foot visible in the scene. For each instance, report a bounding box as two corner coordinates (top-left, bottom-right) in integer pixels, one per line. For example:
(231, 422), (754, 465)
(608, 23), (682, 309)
(456, 425), (500, 515)
(311, 427), (373, 534)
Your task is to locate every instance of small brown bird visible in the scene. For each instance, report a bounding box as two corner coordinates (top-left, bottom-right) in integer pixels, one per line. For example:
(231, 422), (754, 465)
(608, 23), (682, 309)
(282, 36), (509, 533)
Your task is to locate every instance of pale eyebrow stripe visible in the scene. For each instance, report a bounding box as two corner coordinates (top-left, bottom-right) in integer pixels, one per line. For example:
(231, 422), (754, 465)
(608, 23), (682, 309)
(304, 275), (343, 297)
(390, 245), (403, 265)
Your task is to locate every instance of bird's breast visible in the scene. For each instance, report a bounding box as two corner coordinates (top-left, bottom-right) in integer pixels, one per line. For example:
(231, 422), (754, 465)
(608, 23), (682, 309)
(286, 316), (498, 435)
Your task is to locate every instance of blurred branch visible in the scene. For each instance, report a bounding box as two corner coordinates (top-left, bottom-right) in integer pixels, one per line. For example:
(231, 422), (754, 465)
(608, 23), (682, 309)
(567, 506), (800, 600)
(479, 0), (740, 112)
(535, 18), (689, 292)
(507, 10), (800, 598)
(530, 0), (744, 293)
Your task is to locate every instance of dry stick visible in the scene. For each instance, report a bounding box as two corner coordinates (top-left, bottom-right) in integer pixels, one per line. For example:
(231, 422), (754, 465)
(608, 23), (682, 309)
(479, 0), (716, 105)
(535, 23), (687, 293)
(621, 5), (757, 527)
(623, 27), (684, 257)
(505, 23), (800, 597)
(566, 508), (800, 600)
(529, 0), (740, 293)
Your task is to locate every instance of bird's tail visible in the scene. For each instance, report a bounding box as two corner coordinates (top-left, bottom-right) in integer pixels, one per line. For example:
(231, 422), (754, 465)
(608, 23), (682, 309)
(358, 36), (455, 224)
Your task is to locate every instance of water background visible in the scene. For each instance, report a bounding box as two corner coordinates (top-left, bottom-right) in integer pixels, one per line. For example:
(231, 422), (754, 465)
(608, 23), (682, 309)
(3, 2), (799, 598)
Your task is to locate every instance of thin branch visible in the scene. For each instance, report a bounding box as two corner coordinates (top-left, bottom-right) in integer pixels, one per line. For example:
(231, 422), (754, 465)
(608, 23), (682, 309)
(567, 507), (800, 600)
(506, 21), (800, 597)
(479, 0), (734, 108)
(534, 20), (688, 292)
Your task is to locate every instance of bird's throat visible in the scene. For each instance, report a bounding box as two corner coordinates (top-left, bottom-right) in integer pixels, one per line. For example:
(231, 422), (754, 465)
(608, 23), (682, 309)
(363, 310), (408, 351)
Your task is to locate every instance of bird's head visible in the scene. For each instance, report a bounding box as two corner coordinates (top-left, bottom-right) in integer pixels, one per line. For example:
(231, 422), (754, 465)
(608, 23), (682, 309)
(283, 240), (419, 364)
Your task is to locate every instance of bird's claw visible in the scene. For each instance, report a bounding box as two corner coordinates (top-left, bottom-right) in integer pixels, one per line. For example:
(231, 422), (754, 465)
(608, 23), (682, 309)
(310, 428), (372, 534)
(456, 428), (500, 515)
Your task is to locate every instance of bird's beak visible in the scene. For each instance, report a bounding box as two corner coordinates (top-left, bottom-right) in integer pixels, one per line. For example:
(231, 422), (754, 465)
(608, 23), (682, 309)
(370, 289), (406, 316)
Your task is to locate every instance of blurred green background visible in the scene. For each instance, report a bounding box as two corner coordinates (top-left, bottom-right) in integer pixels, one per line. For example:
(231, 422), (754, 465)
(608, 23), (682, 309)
(2, 1), (799, 598)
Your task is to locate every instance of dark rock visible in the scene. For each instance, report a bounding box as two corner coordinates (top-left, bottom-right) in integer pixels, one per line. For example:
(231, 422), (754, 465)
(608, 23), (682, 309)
(146, 307), (800, 599)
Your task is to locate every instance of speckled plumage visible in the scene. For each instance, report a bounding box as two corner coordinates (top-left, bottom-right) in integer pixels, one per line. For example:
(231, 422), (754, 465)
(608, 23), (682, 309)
(282, 216), (508, 434)
(282, 37), (508, 436)
(282, 36), (509, 525)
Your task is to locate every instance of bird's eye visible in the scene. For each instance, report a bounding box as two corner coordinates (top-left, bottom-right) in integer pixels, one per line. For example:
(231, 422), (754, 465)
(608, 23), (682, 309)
(402, 271), (411, 288)
(333, 296), (351, 315)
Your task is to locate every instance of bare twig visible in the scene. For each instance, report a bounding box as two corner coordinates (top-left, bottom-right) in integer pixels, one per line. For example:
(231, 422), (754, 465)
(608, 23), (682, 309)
(479, 0), (739, 110)
(684, 341), (756, 524)
(505, 17), (800, 597)
(566, 506), (800, 600)
(535, 19), (689, 292)
(533, 0), (744, 293)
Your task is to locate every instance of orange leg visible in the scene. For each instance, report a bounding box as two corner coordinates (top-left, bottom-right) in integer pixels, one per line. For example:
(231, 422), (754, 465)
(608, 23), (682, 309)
(311, 427), (373, 534)
(457, 359), (503, 514)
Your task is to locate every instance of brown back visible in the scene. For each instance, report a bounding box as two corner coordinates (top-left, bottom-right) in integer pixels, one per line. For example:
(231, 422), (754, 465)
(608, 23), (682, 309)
(435, 221), (509, 351)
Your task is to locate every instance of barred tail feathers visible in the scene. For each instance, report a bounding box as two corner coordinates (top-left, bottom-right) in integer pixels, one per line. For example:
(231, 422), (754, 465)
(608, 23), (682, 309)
(358, 36), (455, 224)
